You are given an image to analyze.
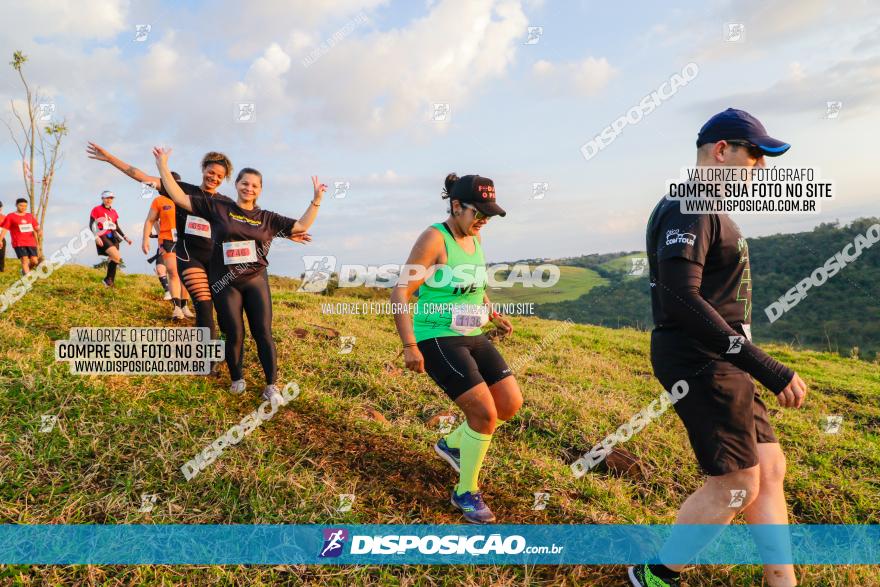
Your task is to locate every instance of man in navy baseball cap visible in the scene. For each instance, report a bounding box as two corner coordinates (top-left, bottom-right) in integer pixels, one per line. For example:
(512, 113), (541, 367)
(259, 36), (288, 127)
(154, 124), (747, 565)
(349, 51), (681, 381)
(696, 107), (790, 158)
(632, 107), (805, 587)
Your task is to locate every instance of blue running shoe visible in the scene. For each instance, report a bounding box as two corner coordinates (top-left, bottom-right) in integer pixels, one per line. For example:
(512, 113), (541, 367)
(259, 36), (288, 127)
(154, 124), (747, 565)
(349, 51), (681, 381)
(450, 489), (496, 524)
(433, 438), (460, 472)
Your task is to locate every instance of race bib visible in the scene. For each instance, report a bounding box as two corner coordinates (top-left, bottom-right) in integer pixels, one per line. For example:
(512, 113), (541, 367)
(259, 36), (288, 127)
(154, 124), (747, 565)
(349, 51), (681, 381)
(18, 223), (33, 233)
(184, 215), (211, 238)
(223, 240), (258, 264)
(450, 304), (489, 334)
(171, 227), (178, 241)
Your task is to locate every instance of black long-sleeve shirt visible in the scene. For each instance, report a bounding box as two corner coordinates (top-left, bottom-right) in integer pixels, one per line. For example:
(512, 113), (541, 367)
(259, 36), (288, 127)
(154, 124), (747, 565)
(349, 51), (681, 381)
(646, 196), (793, 393)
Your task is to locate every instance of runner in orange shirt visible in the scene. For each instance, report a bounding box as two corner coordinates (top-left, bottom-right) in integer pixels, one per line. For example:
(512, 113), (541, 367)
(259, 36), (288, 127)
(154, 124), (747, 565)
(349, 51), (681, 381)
(142, 171), (193, 320)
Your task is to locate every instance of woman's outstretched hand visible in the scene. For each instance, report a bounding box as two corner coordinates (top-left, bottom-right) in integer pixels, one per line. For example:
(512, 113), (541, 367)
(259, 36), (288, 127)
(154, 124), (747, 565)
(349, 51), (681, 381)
(152, 146), (172, 169)
(312, 176), (327, 201)
(86, 142), (110, 162)
(287, 232), (312, 244)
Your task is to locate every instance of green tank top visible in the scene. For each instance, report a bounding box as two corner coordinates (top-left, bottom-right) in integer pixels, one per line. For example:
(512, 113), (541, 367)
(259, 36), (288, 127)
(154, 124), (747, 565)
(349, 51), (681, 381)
(413, 223), (489, 342)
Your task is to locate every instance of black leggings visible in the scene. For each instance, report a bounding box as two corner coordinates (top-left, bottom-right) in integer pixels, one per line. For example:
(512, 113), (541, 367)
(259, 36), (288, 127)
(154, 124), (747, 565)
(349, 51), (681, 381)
(177, 253), (217, 340)
(213, 269), (277, 385)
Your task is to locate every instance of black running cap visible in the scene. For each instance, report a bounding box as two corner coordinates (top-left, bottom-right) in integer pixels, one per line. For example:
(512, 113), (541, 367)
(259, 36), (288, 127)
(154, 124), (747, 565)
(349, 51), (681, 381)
(449, 175), (506, 217)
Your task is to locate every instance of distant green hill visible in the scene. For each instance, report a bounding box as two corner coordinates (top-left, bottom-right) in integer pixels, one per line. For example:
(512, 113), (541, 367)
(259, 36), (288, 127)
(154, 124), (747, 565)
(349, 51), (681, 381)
(535, 217), (880, 361)
(488, 265), (607, 305)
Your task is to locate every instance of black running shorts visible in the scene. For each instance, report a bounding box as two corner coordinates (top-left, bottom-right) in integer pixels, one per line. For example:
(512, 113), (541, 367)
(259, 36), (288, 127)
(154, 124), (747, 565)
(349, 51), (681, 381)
(95, 234), (122, 256)
(159, 239), (176, 255)
(417, 334), (512, 400)
(13, 246), (37, 258)
(658, 369), (778, 476)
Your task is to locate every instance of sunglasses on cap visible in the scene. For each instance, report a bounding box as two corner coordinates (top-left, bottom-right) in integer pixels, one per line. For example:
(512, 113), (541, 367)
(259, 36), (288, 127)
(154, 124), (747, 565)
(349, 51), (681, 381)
(460, 203), (489, 221)
(724, 139), (764, 160)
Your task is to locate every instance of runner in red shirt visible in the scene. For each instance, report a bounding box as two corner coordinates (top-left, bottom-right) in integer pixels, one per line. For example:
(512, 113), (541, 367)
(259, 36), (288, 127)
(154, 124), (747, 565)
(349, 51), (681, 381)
(90, 191), (132, 287)
(0, 201), (6, 272)
(0, 198), (42, 274)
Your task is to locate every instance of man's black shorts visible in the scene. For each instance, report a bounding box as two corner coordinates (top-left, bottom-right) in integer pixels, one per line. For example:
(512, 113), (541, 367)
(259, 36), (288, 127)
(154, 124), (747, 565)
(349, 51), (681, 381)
(417, 334), (512, 400)
(658, 369), (778, 476)
(96, 234), (122, 256)
(13, 246), (37, 258)
(159, 239), (176, 255)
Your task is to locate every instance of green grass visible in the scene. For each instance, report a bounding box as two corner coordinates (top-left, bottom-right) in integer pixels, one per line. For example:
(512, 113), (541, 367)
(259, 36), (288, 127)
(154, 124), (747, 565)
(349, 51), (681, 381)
(597, 253), (648, 278)
(488, 265), (608, 305)
(1, 264), (878, 586)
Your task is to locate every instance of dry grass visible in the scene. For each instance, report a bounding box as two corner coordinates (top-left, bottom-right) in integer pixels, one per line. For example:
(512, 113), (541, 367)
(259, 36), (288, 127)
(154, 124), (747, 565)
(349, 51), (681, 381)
(1, 265), (878, 586)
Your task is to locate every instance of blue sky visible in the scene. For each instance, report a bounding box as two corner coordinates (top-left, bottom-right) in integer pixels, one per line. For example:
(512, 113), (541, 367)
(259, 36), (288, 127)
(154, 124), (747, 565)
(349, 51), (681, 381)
(1, 0), (878, 277)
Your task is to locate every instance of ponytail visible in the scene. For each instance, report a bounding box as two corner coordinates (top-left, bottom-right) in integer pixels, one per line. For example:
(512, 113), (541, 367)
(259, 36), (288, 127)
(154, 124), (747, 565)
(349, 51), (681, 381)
(442, 172), (459, 200)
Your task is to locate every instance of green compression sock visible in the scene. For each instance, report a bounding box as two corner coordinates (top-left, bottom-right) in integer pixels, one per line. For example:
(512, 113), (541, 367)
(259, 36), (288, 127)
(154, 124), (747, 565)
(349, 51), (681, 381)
(444, 421), (466, 449)
(445, 419), (504, 450)
(455, 422), (493, 495)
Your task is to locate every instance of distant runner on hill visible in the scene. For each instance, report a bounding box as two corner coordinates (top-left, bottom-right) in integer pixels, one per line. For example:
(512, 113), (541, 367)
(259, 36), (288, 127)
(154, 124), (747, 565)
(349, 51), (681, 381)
(0, 198), (42, 275)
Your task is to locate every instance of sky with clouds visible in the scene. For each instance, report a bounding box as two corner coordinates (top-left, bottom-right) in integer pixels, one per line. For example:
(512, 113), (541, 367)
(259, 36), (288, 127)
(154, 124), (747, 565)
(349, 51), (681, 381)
(1, 0), (878, 277)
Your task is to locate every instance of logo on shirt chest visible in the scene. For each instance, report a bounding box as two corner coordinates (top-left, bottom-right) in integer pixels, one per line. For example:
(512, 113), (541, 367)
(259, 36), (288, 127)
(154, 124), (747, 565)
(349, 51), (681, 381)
(452, 283), (478, 295)
(228, 211), (262, 226)
(665, 229), (696, 246)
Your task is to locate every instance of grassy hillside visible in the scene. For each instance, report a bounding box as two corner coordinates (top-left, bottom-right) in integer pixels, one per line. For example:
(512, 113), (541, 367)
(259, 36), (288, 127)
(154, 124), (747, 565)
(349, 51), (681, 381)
(488, 265), (607, 305)
(537, 218), (880, 361)
(597, 253), (646, 277)
(1, 265), (878, 586)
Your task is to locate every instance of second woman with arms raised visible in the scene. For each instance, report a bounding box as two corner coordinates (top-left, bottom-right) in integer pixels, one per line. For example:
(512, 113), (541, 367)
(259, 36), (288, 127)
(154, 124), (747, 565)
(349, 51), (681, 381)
(154, 146), (326, 403)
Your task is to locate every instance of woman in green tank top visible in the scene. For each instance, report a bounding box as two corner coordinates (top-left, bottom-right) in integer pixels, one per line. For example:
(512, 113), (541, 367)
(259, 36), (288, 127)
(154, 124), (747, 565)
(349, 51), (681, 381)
(391, 173), (523, 524)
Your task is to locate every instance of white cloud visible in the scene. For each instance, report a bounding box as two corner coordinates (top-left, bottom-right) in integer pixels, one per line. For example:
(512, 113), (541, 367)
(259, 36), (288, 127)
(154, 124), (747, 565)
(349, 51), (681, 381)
(289, 0), (529, 135)
(531, 56), (617, 97)
(0, 0), (127, 45)
(701, 56), (880, 118)
(209, 0), (390, 60)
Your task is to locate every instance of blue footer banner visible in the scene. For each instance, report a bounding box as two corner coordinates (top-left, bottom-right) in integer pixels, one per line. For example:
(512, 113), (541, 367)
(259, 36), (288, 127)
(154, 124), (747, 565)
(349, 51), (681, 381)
(1, 525), (877, 565)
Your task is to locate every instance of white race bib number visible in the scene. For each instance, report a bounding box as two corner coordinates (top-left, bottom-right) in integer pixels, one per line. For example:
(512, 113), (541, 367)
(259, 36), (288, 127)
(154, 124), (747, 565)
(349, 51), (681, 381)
(19, 223), (33, 233)
(450, 304), (489, 334)
(184, 215), (211, 238)
(223, 240), (258, 264)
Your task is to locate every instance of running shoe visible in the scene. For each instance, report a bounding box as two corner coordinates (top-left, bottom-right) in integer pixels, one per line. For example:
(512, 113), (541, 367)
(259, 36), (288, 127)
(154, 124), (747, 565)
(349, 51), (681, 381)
(163, 291), (173, 301)
(261, 383), (286, 405)
(171, 306), (184, 320)
(102, 278), (114, 288)
(627, 564), (680, 587)
(434, 437), (461, 472)
(181, 305), (195, 319)
(229, 379), (246, 394)
(450, 489), (496, 524)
